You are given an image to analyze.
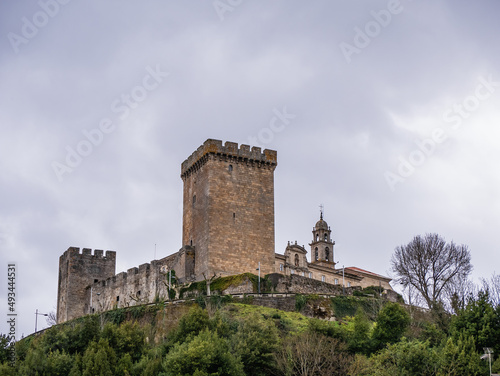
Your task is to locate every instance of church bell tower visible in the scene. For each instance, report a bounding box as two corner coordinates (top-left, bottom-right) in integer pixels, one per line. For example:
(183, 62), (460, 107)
(309, 209), (335, 267)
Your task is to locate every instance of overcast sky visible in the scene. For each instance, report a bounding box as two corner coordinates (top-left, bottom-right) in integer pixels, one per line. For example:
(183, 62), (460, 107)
(1, 0), (499, 338)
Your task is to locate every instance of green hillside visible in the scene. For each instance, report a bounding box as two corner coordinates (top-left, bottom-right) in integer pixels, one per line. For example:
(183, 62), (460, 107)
(1, 292), (500, 375)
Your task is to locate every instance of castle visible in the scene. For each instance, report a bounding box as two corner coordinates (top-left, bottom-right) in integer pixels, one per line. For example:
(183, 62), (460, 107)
(56, 139), (392, 323)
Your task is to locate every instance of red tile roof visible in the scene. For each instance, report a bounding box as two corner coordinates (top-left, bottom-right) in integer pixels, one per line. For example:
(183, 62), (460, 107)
(344, 267), (390, 280)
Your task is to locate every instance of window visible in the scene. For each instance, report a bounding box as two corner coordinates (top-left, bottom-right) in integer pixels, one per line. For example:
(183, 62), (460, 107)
(192, 195), (196, 204)
(334, 278), (339, 285)
(321, 275), (325, 282)
(301, 271), (305, 276)
(137, 290), (141, 296)
(324, 234), (328, 241)
(228, 164), (233, 172)
(116, 296), (120, 301)
(294, 254), (299, 267)
(325, 247), (329, 262)
(347, 282), (351, 287)
(308, 272), (312, 278)
(316, 234), (319, 241)
(290, 269), (295, 274)
(279, 263), (283, 272)
(315, 247), (318, 261)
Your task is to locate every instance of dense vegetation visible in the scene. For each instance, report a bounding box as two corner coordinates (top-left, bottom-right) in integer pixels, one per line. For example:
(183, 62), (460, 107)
(1, 289), (500, 375)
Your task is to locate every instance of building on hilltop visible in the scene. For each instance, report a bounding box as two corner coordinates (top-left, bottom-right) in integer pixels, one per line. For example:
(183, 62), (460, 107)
(56, 139), (393, 323)
(275, 212), (392, 290)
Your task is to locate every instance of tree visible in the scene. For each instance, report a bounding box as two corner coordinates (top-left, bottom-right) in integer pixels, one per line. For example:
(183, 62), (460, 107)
(0, 334), (13, 364)
(482, 272), (500, 308)
(450, 290), (500, 356)
(275, 331), (352, 376)
(101, 322), (145, 362)
(368, 339), (439, 376)
(348, 308), (372, 355)
(46, 310), (58, 327)
(439, 334), (482, 376)
(231, 314), (280, 376)
(82, 338), (117, 376)
(163, 329), (245, 376)
(371, 302), (410, 350)
(391, 233), (472, 309)
(170, 305), (210, 345)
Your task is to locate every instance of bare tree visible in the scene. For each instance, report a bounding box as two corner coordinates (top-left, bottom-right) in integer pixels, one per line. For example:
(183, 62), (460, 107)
(391, 233), (472, 310)
(275, 331), (352, 376)
(481, 272), (500, 308)
(46, 310), (57, 327)
(443, 274), (477, 314)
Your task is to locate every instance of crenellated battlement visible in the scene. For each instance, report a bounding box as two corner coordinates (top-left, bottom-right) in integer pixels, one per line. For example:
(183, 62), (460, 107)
(92, 260), (161, 289)
(181, 139), (277, 178)
(61, 246), (116, 261)
(57, 246), (117, 323)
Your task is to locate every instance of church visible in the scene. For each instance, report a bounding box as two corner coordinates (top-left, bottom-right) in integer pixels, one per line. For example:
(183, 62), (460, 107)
(56, 139), (392, 323)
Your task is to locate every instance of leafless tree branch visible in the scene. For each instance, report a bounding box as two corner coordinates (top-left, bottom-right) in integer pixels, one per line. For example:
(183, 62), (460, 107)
(391, 233), (472, 310)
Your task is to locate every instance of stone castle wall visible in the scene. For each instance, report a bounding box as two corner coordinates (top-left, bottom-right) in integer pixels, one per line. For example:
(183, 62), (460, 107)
(56, 139), (396, 324)
(87, 259), (171, 313)
(57, 247), (116, 323)
(181, 139), (278, 280)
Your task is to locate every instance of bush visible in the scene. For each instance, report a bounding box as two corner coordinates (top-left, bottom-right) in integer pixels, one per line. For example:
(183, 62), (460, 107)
(372, 302), (410, 350)
(348, 308), (372, 354)
(231, 314), (280, 376)
(439, 334), (482, 376)
(170, 306), (210, 344)
(81, 338), (117, 376)
(101, 322), (145, 362)
(295, 294), (308, 312)
(163, 329), (245, 376)
(275, 331), (352, 376)
(369, 339), (439, 376)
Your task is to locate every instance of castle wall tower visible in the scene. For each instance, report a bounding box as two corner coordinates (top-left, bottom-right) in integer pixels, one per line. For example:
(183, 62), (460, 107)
(180, 139), (277, 280)
(57, 247), (116, 323)
(309, 213), (336, 267)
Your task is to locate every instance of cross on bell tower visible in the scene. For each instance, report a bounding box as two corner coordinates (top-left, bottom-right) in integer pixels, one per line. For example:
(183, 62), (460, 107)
(310, 206), (335, 267)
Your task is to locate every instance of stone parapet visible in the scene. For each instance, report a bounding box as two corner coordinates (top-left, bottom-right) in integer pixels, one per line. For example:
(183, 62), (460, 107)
(181, 139), (277, 178)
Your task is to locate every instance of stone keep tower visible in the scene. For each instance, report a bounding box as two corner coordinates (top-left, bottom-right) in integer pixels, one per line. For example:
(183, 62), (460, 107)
(310, 213), (336, 267)
(181, 139), (277, 280)
(57, 247), (116, 323)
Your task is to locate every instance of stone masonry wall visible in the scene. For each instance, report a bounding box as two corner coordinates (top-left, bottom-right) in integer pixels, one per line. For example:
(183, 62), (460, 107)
(88, 259), (174, 313)
(57, 247), (116, 323)
(181, 139), (278, 280)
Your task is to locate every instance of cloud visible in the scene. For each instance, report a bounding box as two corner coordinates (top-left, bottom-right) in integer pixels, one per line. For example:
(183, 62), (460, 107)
(0, 0), (499, 337)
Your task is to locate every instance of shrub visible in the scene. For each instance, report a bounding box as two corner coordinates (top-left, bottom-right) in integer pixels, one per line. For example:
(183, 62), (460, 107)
(163, 329), (245, 376)
(372, 302), (410, 350)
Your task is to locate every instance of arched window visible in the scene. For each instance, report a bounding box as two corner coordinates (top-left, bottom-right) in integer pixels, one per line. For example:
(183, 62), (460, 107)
(294, 254), (299, 267)
(315, 247), (318, 261)
(325, 247), (329, 261)
(324, 234), (328, 241)
(228, 164), (233, 172)
(316, 234), (319, 241)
